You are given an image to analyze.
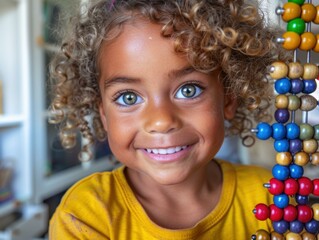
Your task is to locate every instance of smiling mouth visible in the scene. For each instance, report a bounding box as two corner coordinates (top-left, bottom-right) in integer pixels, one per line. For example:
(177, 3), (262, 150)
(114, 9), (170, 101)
(145, 146), (188, 155)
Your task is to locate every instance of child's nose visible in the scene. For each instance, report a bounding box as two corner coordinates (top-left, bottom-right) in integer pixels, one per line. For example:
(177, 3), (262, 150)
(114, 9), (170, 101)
(143, 101), (182, 134)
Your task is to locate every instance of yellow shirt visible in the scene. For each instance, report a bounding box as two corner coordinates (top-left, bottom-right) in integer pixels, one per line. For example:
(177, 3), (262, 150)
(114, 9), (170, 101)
(49, 160), (273, 239)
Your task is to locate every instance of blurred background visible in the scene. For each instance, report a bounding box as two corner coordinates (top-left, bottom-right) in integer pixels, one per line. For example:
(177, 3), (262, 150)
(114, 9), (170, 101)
(0, 0), (318, 239)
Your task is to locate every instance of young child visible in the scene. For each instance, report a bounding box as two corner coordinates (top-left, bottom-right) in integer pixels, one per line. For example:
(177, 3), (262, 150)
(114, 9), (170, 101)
(48, 0), (287, 239)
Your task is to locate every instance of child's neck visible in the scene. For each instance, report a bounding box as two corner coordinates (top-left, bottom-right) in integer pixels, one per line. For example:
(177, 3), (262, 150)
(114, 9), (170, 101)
(126, 161), (222, 229)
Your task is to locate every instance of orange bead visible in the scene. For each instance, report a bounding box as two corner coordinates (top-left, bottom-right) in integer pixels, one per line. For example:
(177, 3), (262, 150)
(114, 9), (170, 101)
(288, 62), (304, 78)
(276, 152), (292, 165)
(302, 63), (318, 79)
(313, 34), (319, 52)
(269, 61), (288, 79)
(313, 5), (319, 24)
(294, 152), (309, 166)
(303, 139), (318, 154)
(312, 203), (319, 221)
(301, 3), (316, 22)
(282, 32), (301, 50)
(311, 152), (319, 165)
(299, 32), (316, 51)
(282, 3), (302, 22)
(275, 95), (289, 109)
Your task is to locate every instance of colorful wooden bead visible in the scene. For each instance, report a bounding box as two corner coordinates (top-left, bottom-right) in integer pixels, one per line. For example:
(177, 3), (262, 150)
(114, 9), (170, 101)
(303, 80), (317, 94)
(274, 194), (289, 208)
(275, 77), (291, 94)
(287, 18), (305, 34)
(284, 204), (298, 222)
(275, 139), (290, 152)
(254, 203), (270, 221)
(272, 220), (289, 234)
(285, 178), (299, 195)
(297, 205), (313, 223)
(312, 203), (319, 220)
(294, 151), (310, 166)
(303, 63), (319, 79)
(305, 219), (319, 234)
(272, 123), (287, 140)
(299, 32), (316, 51)
(313, 179), (319, 196)
(276, 95), (289, 109)
(290, 78), (304, 94)
(252, 229), (270, 240)
(314, 125), (319, 140)
(256, 122), (272, 140)
(290, 164), (304, 179)
(288, 62), (304, 78)
(270, 204), (284, 221)
(290, 220), (304, 233)
(300, 123), (314, 140)
(311, 152), (319, 165)
(298, 176), (313, 195)
(314, 6), (319, 24)
(288, 0), (305, 5)
(286, 232), (302, 240)
(301, 3), (316, 22)
(269, 62), (288, 79)
(273, 164), (290, 180)
(265, 178), (285, 195)
(270, 231), (284, 240)
(300, 95), (318, 111)
(301, 232), (317, 240)
(276, 152), (293, 165)
(281, 32), (301, 50)
(290, 139), (303, 155)
(286, 123), (300, 140)
(314, 34), (319, 52)
(303, 139), (318, 154)
(295, 194), (309, 205)
(280, 3), (301, 22)
(288, 95), (301, 111)
(274, 109), (290, 123)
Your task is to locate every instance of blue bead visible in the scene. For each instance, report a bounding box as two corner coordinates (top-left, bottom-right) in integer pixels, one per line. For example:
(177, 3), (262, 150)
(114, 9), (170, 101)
(289, 139), (303, 155)
(303, 80), (317, 94)
(305, 220), (319, 234)
(272, 123), (287, 140)
(273, 194), (289, 208)
(274, 109), (290, 123)
(290, 220), (304, 233)
(256, 122), (272, 140)
(290, 78), (304, 94)
(286, 123), (300, 140)
(275, 77), (291, 94)
(274, 139), (290, 152)
(295, 194), (309, 205)
(272, 164), (290, 180)
(273, 220), (289, 234)
(289, 164), (304, 179)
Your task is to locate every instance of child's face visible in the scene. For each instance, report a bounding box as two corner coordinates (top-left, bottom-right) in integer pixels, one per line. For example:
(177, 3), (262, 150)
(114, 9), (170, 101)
(98, 20), (237, 185)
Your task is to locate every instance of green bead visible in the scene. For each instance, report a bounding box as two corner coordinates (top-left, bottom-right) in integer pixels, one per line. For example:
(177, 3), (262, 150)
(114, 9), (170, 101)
(287, 18), (305, 34)
(288, 0), (305, 5)
(288, 95), (301, 111)
(300, 123), (314, 140)
(314, 125), (319, 140)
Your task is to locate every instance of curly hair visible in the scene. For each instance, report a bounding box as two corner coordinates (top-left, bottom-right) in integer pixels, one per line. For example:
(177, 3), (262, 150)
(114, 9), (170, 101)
(48, 0), (288, 161)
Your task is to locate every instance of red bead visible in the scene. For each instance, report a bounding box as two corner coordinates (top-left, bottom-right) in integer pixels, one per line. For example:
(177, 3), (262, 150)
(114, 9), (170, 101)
(313, 179), (319, 196)
(298, 177), (314, 196)
(284, 178), (299, 195)
(284, 204), (298, 222)
(269, 178), (285, 195)
(270, 204), (284, 221)
(254, 203), (270, 221)
(297, 205), (313, 223)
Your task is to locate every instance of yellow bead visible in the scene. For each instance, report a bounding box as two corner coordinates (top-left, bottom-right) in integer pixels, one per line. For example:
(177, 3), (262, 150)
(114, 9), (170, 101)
(301, 3), (316, 22)
(312, 203), (319, 221)
(303, 63), (318, 79)
(288, 95), (301, 111)
(255, 229), (270, 240)
(276, 152), (292, 165)
(303, 139), (318, 154)
(302, 232), (317, 240)
(288, 62), (304, 78)
(294, 151), (309, 166)
(299, 32), (316, 51)
(282, 32), (301, 50)
(270, 231), (284, 240)
(275, 95), (289, 109)
(269, 61), (288, 79)
(313, 34), (319, 52)
(314, 5), (319, 24)
(286, 232), (302, 240)
(311, 152), (319, 165)
(283, 2), (302, 22)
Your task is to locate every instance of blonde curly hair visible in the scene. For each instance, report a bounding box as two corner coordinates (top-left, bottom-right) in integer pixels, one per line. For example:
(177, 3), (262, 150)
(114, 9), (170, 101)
(48, 0), (287, 161)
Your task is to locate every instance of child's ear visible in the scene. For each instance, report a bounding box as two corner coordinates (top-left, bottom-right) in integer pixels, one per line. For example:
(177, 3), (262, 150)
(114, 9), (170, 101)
(223, 94), (237, 120)
(99, 103), (108, 132)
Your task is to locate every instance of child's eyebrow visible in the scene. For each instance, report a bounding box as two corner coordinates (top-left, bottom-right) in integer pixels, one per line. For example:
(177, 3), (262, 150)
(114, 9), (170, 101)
(103, 77), (140, 89)
(168, 66), (195, 79)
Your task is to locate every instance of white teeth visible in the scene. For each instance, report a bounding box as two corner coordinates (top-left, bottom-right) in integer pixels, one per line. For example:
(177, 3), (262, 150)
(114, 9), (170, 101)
(146, 146), (187, 155)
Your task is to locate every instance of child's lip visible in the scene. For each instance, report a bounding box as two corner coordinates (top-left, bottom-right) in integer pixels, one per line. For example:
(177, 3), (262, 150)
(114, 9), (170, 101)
(144, 145), (188, 155)
(141, 145), (192, 163)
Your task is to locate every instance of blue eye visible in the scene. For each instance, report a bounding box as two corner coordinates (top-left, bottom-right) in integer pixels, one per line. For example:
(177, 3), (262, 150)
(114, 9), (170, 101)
(175, 84), (203, 99)
(115, 91), (143, 106)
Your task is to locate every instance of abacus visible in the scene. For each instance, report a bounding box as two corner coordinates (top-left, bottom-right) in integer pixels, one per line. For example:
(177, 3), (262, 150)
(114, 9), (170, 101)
(251, 0), (319, 239)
